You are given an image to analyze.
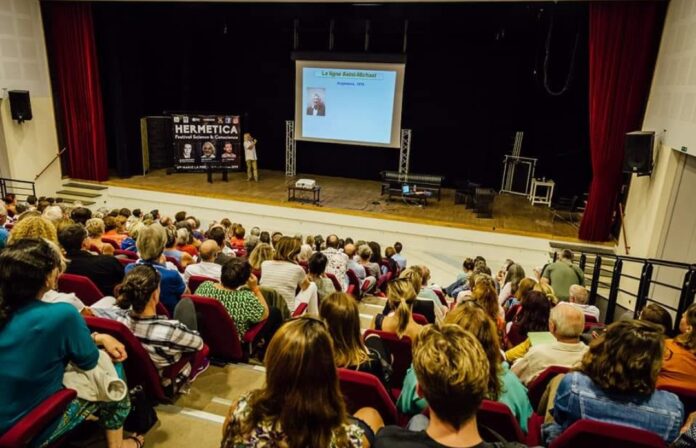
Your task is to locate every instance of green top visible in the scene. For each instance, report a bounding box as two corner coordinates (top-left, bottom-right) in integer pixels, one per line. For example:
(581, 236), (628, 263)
(195, 281), (265, 339)
(396, 361), (534, 432)
(542, 260), (585, 301)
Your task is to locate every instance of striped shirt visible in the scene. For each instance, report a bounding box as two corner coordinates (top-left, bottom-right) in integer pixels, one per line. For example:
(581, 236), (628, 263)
(259, 260), (305, 311)
(91, 307), (203, 370)
(194, 282), (264, 339)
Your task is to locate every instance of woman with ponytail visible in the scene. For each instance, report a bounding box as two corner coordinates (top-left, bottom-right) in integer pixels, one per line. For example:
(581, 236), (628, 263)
(0, 239), (143, 448)
(369, 278), (423, 341)
(92, 265), (207, 387)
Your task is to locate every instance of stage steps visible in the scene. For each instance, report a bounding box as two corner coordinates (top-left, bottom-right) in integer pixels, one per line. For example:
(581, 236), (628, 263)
(56, 180), (108, 207)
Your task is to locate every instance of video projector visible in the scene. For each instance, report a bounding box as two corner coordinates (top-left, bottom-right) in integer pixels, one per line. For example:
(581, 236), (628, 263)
(295, 179), (316, 189)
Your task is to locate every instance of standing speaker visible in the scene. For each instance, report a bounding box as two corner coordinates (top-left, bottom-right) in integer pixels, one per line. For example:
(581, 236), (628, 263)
(623, 131), (654, 176)
(8, 90), (32, 123)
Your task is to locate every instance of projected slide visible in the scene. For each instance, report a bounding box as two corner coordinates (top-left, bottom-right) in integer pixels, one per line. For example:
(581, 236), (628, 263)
(295, 59), (405, 148)
(301, 67), (396, 144)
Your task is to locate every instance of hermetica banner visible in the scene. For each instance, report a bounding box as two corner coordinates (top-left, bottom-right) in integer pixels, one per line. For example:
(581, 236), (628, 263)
(172, 114), (242, 171)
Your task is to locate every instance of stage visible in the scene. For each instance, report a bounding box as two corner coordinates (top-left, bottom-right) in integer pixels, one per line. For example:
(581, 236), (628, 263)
(102, 168), (585, 242)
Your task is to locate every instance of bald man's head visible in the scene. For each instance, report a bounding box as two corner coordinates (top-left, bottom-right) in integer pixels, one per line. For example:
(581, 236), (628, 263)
(549, 303), (585, 339)
(199, 239), (219, 262)
(344, 243), (356, 257)
(326, 234), (339, 249)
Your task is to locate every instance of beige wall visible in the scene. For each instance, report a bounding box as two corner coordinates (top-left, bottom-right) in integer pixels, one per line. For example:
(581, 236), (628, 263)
(0, 0), (62, 197)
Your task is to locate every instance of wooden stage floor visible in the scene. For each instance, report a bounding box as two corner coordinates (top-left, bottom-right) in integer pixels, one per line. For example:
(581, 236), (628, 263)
(103, 169), (582, 241)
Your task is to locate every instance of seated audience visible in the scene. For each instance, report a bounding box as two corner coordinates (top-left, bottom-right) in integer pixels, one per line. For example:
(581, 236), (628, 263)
(398, 303), (533, 432)
(260, 236), (318, 314)
(307, 252), (337, 300)
(498, 263), (526, 306)
(505, 291), (552, 362)
(503, 277), (537, 312)
(248, 242), (273, 271)
(58, 224), (125, 297)
(184, 239), (222, 283)
(444, 257), (475, 298)
(542, 319), (684, 445)
(128, 224), (186, 315)
(259, 230), (271, 245)
(345, 243), (367, 280)
(163, 226), (194, 268)
(367, 241), (385, 275)
(297, 243), (314, 263)
(92, 264), (207, 386)
(70, 206), (92, 226)
(176, 227), (199, 258)
(640, 302), (674, 335)
(541, 249), (584, 301)
(103, 215), (128, 245)
(370, 278), (423, 341)
(377, 324), (527, 448)
(0, 239), (141, 448)
(320, 292), (391, 386)
(567, 284), (599, 320)
(120, 221), (143, 253)
(195, 258), (275, 341)
(85, 217), (114, 255)
(8, 215), (58, 245)
(469, 282), (505, 332)
(221, 317), (383, 448)
(229, 225), (246, 253)
(511, 302), (587, 385)
(413, 265), (448, 323)
(207, 225), (235, 263)
(657, 303), (696, 390)
(357, 245), (379, 291)
(323, 234), (349, 290)
(391, 241), (406, 269)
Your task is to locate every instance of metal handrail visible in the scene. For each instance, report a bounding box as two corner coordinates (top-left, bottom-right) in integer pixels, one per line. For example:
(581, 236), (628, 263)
(0, 177), (36, 200)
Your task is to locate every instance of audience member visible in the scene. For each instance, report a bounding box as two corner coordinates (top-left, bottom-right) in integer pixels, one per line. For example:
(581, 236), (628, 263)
(357, 244), (379, 292)
(412, 265), (448, 323)
(444, 257), (475, 297)
(70, 206), (92, 226)
(504, 277), (537, 314)
(221, 317), (383, 448)
(176, 227), (199, 258)
(230, 225), (246, 253)
(297, 242), (313, 263)
(470, 282), (504, 332)
(345, 243), (366, 280)
(308, 252), (337, 300)
(391, 241), (406, 269)
(120, 221), (143, 252)
(92, 264), (207, 388)
(320, 292), (391, 386)
(657, 303), (696, 390)
(58, 224), (125, 297)
(542, 320), (684, 445)
(184, 239), (222, 283)
(371, 278), (423, 341)
(84, 218), (114, 255)
(640, 303), (674, 336)
(323, 234), (349, 290)
(511, 302), (587, 384)
(163, 226), (194, 268)
(367, 241), (384, 274)
(0, 239), (141, 448)
(8, 215), (58, 245)
(248, 242), (273, 271)
(259, 230), (271, 245)
(498, 263), (526, 306)
(128, 224), (186, 315)
(567, 284), (599, 320)
(103, 215), (128, 245)
(195, 258), (278, 342)
(42, 205), (64, 223)
(505, 291), (552, 362)
(207, 226), (235, 263)
(377, 324), (526, 448)
(398, 304), (533, 432)
(260, 236), (318, 314)
(541, 249), (584, 301)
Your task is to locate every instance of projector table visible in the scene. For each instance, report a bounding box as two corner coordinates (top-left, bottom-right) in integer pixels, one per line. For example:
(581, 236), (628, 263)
(288, 185), (321, 205)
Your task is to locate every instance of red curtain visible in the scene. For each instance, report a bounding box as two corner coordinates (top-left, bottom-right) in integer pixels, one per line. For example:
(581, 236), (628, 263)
(47, 3), (108, 181)
(579, 2), (664, 241)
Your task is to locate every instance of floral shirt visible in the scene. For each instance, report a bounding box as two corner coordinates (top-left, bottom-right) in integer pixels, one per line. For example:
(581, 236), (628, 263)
(227, 394), (365, 447)
(195, 282), (264, 340)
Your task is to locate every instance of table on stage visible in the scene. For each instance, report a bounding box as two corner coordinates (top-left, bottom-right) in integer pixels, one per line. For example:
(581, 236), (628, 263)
(287, 185), (321, 205)
(529, 178), (555, 206)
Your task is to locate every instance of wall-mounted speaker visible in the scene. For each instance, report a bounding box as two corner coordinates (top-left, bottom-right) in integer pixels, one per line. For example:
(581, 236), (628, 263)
(623, 131), (654, 176)
(8, 90), (32, 123)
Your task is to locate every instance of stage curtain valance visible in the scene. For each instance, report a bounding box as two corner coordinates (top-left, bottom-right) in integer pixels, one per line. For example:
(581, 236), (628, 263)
(46, 2), (108, 181)
(579, 1), (664, 241)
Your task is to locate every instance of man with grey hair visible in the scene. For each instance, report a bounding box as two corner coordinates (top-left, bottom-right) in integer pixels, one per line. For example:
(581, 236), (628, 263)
(184, 240), (222, 284)
(568, 284), (600, 321)
(511, 302), (587, 385)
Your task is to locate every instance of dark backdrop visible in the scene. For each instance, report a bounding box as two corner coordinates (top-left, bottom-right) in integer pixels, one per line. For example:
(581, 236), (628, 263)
(85, 2), (590, 197)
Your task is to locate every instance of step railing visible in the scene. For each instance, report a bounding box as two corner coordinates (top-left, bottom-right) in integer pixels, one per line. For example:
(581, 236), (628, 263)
(0, 177), (36, 201)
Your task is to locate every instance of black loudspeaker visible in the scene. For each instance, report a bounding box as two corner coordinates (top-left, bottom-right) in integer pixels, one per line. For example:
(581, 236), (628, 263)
(142, 116), (172, 170)
(8, 90), (32, 123)
(623, 131), (654, 176)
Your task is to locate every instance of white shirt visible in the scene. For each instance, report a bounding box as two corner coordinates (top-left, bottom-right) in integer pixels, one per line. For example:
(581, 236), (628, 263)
(511, 340), (588, 385)
(569, 302), (601, 321)
(244, 140), (257, 161)
(322, 248), (349, 290)
(184, 261), (222, 284)
(259, 260), (306, 311)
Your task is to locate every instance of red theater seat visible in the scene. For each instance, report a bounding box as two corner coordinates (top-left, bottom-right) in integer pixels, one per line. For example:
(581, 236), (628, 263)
(337, 368), (399, 425)
(57, 273), (104, 306)
(363, 329), (412, 388)
(527, 365), (570, 410)
(548, 419), (666, 448)
(188, 275), (218, 294)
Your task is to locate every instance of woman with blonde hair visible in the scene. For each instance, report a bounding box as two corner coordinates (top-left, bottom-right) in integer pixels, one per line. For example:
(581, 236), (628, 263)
(397, 303), (533, 432)
(7, 215), (58, 245)
(260, 236), (318, 314)
(84, 218), (114, 255)
(320, 292), (391, 386)
(543, 320), (684, 445)
(221, 317), (383, 447)
(370, 278), (422, 341)
(248, 242), (274, 271)
(658, 303), (696, 389)
(471, 282), (505, 332)
(533, 281), (558, 306)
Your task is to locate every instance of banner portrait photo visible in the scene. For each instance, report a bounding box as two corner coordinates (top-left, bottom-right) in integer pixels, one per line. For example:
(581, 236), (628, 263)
(172, 114), (242, 172)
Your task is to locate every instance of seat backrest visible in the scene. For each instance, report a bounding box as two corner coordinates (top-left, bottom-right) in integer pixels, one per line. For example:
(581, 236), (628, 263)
(363, 329), (412, 388)
(478, 400), (526, 443)
(413, 299), (435, 323)
(189, 275), (219, 294)
(57, 273), (104, 306)
(89, 244), (102, 254)
(83, 316), (168, 401)
(375, 272), (391, 293)
(0, 389), (76, 448)
(658, 384), (696, 416)
(526, 365), (570, 410)
(337, 368), (398, 425)
(101, 238), (120, 250)
(292, 302), (308, 317)
(505, 303), (521, 322)
(184, 294), (245, 362)
(325, 273), (343, 292)
(117, 257), (134, 268)
(433, 289), (447, 306)
(114, 249), (138, 259)
(548, 419), (666, 448)
(345, 269), (362, 299)
(412, 313), (429, 325)
(584, 314), (598, 323)
(165, 256), (185, 273)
